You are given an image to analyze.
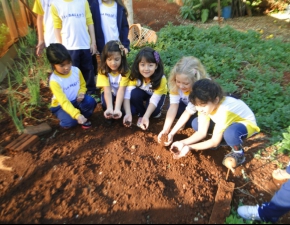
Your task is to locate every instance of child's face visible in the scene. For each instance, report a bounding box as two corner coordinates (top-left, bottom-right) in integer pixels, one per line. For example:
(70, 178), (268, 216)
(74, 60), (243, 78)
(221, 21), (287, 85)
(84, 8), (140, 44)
(54, 60), (72, 75)
(106, 52), (122, 72)
(195, 98), (219, 115)
(138, 57), (157, 80)
(175, 73), (192, 93)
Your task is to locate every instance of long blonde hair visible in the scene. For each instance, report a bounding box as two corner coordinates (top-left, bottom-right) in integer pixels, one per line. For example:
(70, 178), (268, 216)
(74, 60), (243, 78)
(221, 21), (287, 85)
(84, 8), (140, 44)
(168, 56), (209, 93)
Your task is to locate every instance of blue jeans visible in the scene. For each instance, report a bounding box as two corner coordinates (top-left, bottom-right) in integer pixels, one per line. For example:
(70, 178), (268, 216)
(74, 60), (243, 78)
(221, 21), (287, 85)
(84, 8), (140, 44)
(68, 49), (96, 95)
(50, 94), (96, 128)
(259, 164), (290, 223)
(130, 88), (166, 117)
(191, 118), (248, 146)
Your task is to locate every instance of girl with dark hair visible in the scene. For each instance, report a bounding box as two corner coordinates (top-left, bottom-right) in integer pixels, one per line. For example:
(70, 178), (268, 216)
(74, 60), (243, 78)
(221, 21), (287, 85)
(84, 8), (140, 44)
(47, 43), (97, 129)
(170, 79), (260, 172)
(96, 40), (130, 124)
(123, 47), (168, 130)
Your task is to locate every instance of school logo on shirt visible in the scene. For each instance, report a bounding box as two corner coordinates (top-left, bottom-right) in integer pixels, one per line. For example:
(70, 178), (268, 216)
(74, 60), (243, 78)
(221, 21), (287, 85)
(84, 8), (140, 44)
(61, 13), (85, 20)
(63, 81), (79, 91)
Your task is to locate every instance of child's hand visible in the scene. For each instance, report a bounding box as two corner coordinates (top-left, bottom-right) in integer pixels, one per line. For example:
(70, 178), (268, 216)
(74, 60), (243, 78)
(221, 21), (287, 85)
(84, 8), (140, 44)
(158, 131), (173, 146)
(124, 48), (129, 55)
(170, 142), (190, 159)
(139, 117), (149, 130)
(77, 114), (87, 124)
(123, 114), (132, 127)
(165, 133), (174, 146)
(90, 43), (97, 55)
(76, 93), (85, 102)
(112, 109), (122, 119)
(104, 109), (113, 119)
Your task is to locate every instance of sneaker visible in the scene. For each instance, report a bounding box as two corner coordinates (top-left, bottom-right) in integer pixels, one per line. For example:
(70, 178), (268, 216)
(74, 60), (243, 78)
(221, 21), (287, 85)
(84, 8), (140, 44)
(82, 121), (92, 129)
(222, 151), (245, 167)
(153, 112), (161, 118)
(237, 205), (261, 221)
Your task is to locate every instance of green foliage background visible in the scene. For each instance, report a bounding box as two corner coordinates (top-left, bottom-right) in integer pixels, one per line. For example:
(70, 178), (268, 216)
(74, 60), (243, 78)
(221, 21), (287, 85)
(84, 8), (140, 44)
(128, 24), (290, 146)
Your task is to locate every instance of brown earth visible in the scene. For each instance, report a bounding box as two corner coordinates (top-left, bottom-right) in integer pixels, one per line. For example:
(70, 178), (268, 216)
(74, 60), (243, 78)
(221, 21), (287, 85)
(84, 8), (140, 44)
(0, 0), (290, 223)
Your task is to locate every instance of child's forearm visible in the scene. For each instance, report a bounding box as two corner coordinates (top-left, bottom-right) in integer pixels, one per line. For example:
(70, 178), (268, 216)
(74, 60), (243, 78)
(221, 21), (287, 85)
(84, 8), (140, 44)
(163, 105), (178, 133)
(143, 103), (156, 119)
(54, 28), (62, 43)
(170, 110), (191, 135)
(123, 99), (131, 115)
(115, 87), (125, 111)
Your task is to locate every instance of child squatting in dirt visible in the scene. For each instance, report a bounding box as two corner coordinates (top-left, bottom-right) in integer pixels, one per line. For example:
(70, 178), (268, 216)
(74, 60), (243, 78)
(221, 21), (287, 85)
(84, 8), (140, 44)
(170, 78), (260, 172)
(47, 43), (96, 130)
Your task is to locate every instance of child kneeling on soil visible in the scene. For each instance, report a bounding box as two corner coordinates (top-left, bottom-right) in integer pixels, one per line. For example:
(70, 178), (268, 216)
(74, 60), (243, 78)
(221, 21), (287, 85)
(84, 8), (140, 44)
(96, 40), (130, 125)
(47, 43), (97, 129)
(170, 79), (260, 171)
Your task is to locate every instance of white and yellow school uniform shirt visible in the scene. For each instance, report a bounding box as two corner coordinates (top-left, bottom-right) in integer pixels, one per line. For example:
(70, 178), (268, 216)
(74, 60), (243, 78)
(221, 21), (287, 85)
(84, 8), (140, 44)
(124, 76), (168, 107)
(99, 0), (119, 43)
(49, 66), (87, 120)
(33, 0), (56, 46)
(199, 96), (260, 137)
(170, 89), (191, 105)
(171, 89), (197, 115)
(51, 0), (94, 50)
(97, 72), (130, 96)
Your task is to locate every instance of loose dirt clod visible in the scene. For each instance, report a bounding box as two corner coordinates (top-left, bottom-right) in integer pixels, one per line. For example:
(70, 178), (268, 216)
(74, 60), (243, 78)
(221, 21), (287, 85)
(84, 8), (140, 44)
(171, 146), (179, 154)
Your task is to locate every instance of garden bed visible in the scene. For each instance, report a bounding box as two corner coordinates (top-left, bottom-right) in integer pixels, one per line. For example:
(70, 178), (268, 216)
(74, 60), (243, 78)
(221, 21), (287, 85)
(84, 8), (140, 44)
(0, 0), (290, 223)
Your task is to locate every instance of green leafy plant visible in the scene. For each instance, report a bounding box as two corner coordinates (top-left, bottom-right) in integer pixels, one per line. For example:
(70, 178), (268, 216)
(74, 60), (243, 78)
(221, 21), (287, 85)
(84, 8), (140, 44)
(0, 23), (10, 53)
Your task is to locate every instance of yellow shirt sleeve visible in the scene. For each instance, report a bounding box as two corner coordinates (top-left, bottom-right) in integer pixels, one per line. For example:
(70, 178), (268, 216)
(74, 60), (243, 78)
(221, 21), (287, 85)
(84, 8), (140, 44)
(154, 76), (168, 95)
(51, 4), (62, 29)
(50, 81), (81, 120)
(119, 72), (130, 87)
(32, 0), (44, 15)
(85, 1), (94, 26)
(79, 70), (87, 94)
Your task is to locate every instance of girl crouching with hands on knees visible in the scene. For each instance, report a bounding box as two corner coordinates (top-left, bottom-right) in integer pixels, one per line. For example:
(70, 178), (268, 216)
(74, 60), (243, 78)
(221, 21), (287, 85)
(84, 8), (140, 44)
(157, 56), (209, 146)
(47, 43), (97, 129)
(170, 79), (260, 172)
(96, 40), (130, 124)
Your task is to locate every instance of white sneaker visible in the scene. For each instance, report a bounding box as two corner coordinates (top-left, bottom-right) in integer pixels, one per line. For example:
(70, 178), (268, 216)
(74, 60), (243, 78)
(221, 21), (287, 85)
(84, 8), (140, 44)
(237, 205), (261, 221)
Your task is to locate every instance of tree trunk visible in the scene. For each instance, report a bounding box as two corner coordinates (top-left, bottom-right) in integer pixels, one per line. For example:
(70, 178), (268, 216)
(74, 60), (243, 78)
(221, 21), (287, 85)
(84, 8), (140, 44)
(123, 0), (133, 26)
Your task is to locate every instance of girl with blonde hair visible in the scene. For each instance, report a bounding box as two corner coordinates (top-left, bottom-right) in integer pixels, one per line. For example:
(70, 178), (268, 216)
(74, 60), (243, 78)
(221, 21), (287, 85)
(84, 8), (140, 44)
(158, 56), (209, 146)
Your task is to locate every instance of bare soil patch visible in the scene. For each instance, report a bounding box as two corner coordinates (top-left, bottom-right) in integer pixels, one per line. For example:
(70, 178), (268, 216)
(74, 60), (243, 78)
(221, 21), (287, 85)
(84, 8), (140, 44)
(0, 0), (290, 223)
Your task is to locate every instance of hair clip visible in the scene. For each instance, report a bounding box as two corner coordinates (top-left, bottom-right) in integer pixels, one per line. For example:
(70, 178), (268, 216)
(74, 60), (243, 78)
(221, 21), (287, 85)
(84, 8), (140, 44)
(117, 41), (125, 56)
(153, 51), (160, 64)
